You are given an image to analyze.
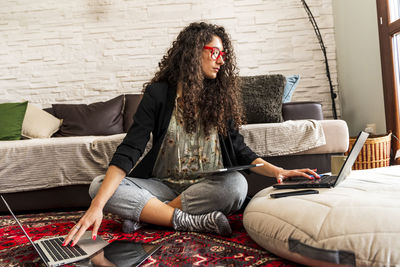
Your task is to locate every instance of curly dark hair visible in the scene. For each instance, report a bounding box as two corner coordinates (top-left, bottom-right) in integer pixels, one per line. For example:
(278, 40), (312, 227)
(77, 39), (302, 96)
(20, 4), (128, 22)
(144, 22), (243, 136)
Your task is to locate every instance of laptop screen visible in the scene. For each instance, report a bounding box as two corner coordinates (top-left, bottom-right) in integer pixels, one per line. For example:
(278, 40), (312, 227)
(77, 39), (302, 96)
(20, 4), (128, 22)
(333, 131), (369, 186)
(0, 195), (50, 265)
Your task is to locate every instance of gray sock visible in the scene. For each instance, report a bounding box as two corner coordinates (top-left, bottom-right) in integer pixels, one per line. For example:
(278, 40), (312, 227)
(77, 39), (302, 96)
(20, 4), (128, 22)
(122, 220), (143, 233)
(172, 209), (232, 236)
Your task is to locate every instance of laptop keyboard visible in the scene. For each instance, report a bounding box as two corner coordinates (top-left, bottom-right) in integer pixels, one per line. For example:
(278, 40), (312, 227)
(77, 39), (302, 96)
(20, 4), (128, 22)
(303, 175), (336, 184)
(39, 237), (87, 262)
(287, 175), (336, 184)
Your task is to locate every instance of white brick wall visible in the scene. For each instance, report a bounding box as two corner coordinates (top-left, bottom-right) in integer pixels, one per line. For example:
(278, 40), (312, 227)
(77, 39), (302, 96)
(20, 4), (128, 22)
(0, 0), (340, 118)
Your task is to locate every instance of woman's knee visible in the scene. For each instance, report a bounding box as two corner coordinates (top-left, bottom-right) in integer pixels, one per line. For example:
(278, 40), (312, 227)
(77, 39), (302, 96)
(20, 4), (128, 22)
(89, 175), (105, 199)
(201, 172), (248, 214)
(219, 172), (248, 209)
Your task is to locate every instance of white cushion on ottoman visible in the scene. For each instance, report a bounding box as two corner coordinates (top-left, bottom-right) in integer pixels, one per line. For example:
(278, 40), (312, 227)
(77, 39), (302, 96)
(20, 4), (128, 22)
(243, 166), (400, 267)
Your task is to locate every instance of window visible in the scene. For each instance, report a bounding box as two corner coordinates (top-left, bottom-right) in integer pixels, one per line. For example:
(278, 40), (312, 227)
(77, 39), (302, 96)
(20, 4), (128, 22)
(376, 0), (400, 164)
(389, 0), (400, 22)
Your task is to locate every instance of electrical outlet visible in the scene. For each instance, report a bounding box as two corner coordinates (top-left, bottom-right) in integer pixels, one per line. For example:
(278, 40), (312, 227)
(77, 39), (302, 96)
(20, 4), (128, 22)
(365, 123), (377, 134)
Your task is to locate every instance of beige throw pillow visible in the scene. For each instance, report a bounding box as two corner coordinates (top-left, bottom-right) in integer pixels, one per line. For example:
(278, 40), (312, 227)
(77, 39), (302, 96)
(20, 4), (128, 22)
(22, 103), (63, 139)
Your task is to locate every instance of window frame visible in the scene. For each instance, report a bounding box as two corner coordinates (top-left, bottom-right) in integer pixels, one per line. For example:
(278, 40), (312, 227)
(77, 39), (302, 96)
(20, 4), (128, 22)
(376, 0), (400, 164)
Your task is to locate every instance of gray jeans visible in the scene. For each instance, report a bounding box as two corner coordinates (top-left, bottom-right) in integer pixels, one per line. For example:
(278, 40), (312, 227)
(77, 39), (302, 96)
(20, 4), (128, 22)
(89, 171), (248, 222)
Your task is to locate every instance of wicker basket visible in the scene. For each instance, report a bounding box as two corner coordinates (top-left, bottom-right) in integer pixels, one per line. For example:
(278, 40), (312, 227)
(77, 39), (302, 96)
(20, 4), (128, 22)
(345, 133), (392, 170)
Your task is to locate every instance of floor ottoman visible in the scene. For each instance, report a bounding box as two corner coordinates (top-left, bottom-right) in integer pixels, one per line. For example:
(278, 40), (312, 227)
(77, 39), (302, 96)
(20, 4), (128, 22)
(243, 165), (400, 266)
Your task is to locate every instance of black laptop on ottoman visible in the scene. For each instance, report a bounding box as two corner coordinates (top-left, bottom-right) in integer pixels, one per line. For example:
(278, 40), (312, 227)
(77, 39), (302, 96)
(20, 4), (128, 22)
(273, 131), (369, 189)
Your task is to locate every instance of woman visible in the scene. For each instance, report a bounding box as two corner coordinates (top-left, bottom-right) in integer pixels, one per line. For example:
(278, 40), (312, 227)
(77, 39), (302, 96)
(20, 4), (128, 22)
(63, 22), (318, 246)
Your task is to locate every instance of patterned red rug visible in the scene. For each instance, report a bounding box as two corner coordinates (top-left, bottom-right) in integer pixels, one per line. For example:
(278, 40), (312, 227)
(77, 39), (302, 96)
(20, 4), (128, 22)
(0, 211), (300, 266)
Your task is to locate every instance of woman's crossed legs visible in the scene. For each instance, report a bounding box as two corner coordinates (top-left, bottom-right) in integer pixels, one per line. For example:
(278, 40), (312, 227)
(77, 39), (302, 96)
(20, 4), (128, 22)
(89, 171), (247, 236)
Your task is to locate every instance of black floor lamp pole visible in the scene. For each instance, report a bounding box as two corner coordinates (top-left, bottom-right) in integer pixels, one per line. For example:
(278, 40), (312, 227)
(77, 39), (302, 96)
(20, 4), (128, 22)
(301, 0), (338, 119)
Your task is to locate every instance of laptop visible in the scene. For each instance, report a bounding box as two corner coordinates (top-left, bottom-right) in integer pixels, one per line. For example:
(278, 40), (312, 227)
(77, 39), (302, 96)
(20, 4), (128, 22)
(197, 163), (264, 176)
(273, 131), (369, 189)
(1, 195), (109, 267)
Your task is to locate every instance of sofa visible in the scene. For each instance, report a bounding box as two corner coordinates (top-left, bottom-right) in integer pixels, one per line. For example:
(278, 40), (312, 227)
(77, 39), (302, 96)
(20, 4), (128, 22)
(0, 76), (349, 213)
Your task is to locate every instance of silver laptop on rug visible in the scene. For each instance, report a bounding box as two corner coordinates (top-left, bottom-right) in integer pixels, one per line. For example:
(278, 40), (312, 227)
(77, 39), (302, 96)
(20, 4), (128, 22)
(1, 195), (108, 267)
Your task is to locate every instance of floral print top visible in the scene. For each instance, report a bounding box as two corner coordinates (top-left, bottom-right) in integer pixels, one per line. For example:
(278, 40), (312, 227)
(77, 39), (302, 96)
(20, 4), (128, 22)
(152, 98), (224, 193)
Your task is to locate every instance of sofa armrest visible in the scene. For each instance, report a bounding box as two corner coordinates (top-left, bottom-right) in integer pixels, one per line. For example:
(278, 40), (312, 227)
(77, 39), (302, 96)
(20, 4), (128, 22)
(292, 120), (349, 155)
(241, 119), (348, 157)
(282, 101), (323, 121)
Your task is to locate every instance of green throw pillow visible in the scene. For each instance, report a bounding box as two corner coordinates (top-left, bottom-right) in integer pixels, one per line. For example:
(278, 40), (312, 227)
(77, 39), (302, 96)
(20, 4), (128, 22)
(0, 101), (28, 140)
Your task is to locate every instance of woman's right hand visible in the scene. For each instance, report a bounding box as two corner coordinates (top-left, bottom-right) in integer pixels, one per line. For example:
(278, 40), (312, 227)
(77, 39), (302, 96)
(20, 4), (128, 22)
(62, 165), (126, 247)
(62, 203), (103, 247)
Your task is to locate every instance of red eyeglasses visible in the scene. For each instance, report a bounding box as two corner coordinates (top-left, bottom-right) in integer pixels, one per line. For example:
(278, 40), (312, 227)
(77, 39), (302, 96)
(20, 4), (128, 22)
(203, 46), (226, 61)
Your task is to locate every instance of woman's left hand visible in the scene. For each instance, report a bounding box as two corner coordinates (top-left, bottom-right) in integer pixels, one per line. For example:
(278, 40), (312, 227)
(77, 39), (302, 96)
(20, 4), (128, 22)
(276, 168), (320, 184)
(250, 158), (321, 184)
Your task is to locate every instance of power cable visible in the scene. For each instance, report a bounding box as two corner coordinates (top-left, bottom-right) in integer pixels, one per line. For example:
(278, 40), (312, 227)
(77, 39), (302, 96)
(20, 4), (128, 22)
(301, 0), (338, 119)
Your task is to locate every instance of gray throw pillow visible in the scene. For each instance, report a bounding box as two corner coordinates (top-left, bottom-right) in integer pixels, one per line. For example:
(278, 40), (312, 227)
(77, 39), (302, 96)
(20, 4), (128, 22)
(52, 95), (124, 136)
(240, 74), (286, 124)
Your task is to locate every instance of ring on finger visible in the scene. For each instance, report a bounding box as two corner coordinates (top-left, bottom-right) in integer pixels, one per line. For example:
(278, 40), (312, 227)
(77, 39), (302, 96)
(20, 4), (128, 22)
(74, 225), (81, 230)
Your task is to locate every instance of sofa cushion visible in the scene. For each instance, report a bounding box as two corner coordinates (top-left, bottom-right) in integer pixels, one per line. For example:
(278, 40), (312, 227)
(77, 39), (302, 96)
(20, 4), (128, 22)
(43, 107), (55, 116)
(52, 95), (124, 136)
(243, 166), (400, 266)
(0, 134), (126, 193)
(282, 101), (323, 121)
(123, 94), (143, 132)
(241, 74), (285, 124)
(0, 101), (28, 140)
(22, 103), (63, 139)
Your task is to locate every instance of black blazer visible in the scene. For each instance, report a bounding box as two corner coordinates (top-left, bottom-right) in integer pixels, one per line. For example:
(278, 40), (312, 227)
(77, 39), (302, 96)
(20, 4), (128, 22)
(110, 82), (259, 178)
